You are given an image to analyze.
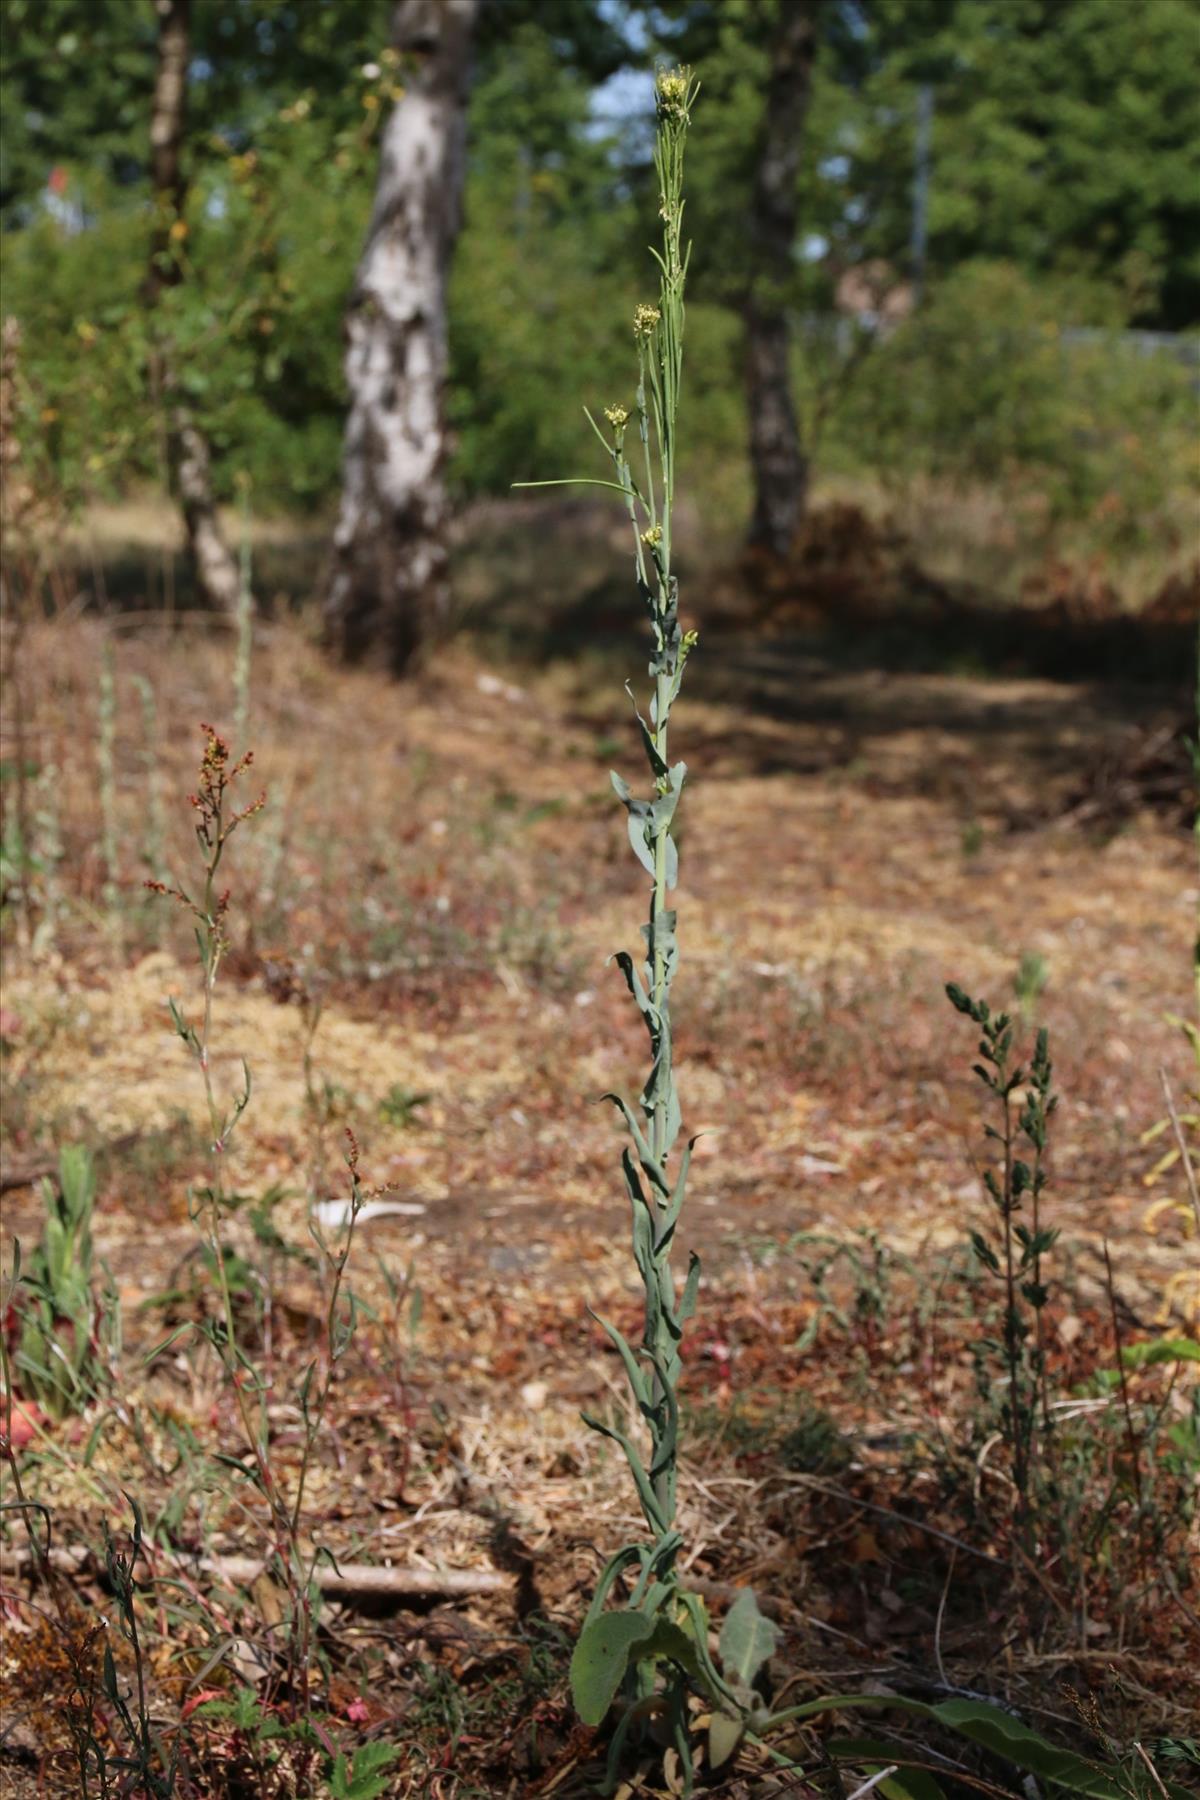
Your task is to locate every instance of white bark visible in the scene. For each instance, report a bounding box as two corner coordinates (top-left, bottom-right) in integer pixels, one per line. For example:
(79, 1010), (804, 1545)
(147, 0), (241, 616)
(174, 408), (241, 613)
(325, 0), (478, 670)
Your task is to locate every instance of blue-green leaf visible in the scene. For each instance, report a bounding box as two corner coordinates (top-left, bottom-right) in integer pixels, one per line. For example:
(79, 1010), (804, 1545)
(720, 1589), (778, 1690)
(570, 1612), (655, 1725)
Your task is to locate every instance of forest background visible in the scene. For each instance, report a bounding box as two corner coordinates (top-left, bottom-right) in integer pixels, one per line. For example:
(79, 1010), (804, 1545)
(3, 0), (1198, 615)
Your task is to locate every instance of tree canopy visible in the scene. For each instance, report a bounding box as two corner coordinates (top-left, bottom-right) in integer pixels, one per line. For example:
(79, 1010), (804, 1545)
(0, 0), (1195, 521)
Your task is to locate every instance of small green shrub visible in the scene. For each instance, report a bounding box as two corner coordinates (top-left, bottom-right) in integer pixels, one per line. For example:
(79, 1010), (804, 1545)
(836, 261), (1199, 546)
(1014, 948), (1049, 1022)
(378, 1084), (430, 1129)
(325, 1741), (400, 1800)
(946, 982), (1057, 1527)
(13, 1145), (113, 1421)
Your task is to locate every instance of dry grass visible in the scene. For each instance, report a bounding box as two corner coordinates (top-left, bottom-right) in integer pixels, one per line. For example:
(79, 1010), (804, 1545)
(812, 468), (1199, 614)
(1, 533), (1197, 1794)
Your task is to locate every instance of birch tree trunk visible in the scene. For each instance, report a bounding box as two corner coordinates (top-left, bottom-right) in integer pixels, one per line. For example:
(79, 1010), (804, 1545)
(147, 0), (241, 616)
(324, 0), (478, 672)
(744, 0), (818, 560)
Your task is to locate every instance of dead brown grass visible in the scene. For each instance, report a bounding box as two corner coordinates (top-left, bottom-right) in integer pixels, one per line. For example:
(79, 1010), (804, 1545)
(1, 567), (1196, 1795)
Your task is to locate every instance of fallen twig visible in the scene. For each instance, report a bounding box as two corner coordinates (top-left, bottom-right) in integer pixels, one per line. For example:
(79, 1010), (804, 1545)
(208, 1554), (512, 1598)
(0, 1132), (142, 1195)
(0, 1543), (514, 1602)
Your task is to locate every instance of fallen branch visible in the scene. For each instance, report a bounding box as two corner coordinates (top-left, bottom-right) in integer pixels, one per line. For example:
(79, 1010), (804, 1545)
(0, 1543), (514, 1602)
(1, 1132), (143, 1195)
(1, 1153), (65, 1194)
(1, 1544), (788, 1614)
(207, 1554), (512, 1599)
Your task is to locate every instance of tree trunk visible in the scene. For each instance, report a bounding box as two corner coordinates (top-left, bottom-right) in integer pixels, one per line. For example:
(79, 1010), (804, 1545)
(324, 0), (478, 672)
(147, 0), (241, 616)
(744, 0), (818, 560)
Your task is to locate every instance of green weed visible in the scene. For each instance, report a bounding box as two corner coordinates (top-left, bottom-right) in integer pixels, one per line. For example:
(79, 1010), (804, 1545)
(10, 1146), (116, 1422)
(946, 981), (1058, 1531)
(518, 67), (755, 1793)
(1014, 948), (1049, 1022)
(378, 1083), (430, 1129)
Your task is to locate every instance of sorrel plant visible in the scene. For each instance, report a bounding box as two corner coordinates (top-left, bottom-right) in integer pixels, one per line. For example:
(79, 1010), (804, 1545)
(149, 727), (371, 1711)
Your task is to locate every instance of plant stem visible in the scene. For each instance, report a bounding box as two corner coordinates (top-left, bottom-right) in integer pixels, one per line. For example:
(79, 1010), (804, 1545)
(1102, 1238), (1144, 1519)
(999, 1087), (1027, 1508)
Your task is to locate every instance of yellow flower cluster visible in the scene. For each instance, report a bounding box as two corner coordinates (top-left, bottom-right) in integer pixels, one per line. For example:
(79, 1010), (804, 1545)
(633, 303), (661, 339)
(604, 404), (630, 430)
(640, 524), (663, 547)
(655, 68), (691, 119)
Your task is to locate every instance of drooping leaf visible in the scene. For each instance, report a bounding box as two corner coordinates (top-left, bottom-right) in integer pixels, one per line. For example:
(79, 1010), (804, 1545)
(830, 1737), (948, 1800)
(708, 1708), (745, 1771)
(639, 1616), (704, 1680)
(719, 1589), (778, 1690)
(1119, 1336), (1200, 1367)
(933, 1698), (1132, 1798)
(759, 1695), (1177, 1800)
(592, 1311), (652, 1410)
(570, 1611), (655, 1726)
(627, 811), (657, 877)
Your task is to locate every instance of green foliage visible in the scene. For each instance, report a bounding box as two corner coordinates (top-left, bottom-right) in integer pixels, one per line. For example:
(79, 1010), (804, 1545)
(148, 725), (378, 1711)
(100, 1499), (183, 1797)
(834, 0), (1200, 330)
(326, 1740), (400, 1800)
(191, 1685), (278, 1734)
(532, 67), (731, 1794)
(570, 1610), (664, 1727)
(1014, 949), (1048, 1022)
(166, 1679), (402, 1798)
(777, 1395), (854, 1475)
(1119, 1336), (1200, 1368)
(0, 0), (157, 215)
(14, 1146), (111, 1421)
(0, 7), (388, 510)
(787, 1225), (908, 1359)
(718, 1587), (778, 1695)
(3, 0), (1194, 542)
(946, 983), (1058, 1519)
(377, 1084), (430, 1129)
(448, 26), (633, 495)
(832, 261), (1199, 543)
(758, 1692), (1196, 1800)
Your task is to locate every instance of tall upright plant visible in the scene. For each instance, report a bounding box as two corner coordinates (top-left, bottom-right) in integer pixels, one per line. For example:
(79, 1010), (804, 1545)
(521, 68), (765, 1791)
(581, 67), (701, 1577)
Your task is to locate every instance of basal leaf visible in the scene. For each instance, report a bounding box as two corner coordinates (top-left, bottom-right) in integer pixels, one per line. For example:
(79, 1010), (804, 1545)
(708, 1708), (745, 1771)
(570, 1611), (655, 1726)
(830, 1737), (948, 1800)
(1119, 1336), (1200, 1367)
(640, 1616), (703, 1679)
(932, 1698), (1130, 1798)
(719, 1588), (778, 1690)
